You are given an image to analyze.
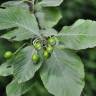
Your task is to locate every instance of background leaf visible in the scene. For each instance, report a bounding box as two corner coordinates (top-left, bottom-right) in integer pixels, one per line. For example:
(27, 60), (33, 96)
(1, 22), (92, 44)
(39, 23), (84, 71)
(35, 6), (62, 28)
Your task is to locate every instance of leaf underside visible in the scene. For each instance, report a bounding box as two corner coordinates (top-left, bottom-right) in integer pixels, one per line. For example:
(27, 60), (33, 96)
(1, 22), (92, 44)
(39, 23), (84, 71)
(40, 48), (85, 96)
(57, 19), (96, 50)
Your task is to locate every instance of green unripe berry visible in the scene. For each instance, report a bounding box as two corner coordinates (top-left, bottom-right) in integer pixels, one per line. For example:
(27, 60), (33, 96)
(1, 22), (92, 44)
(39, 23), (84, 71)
(46, 45), (53, 53)
(32, 54), (40, 64)
(43, 50), (49, 59)
(4, 51), (13, 59)
(48, 37), (56, 46)
(34, 42), (41, 50)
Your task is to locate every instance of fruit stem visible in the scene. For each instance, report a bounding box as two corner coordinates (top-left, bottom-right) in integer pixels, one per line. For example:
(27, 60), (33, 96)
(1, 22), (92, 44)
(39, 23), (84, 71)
(14, 43), (27, 55)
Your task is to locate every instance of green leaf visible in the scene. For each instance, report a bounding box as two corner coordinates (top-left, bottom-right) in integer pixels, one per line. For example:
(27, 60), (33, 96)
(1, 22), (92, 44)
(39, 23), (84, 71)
(40, 48), (84, 96)
(57, 19), (96, 50)
(38, 0), (63, 7)
(0, 7), (40, 41)
(1, 1), (28, 9)
(7, 80), (21, 96)
(6, 79), (34, 96)
(23, 82), (52, 96)
(36, 6), (62, 28)
(13, 46), (42, 83)
(41, 28), (58, 37)
(0, 61), (13, 76)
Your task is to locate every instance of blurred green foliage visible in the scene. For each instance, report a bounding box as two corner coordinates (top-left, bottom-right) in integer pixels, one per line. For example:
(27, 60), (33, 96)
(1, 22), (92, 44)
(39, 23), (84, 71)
(0, 0), (96, 96)
(78, 48), (96, 96)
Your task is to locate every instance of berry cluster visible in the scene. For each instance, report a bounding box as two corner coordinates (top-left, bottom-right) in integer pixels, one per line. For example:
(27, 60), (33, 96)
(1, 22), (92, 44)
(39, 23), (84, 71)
(4, 37), (56, 64)
(32, 37), (56, 64)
